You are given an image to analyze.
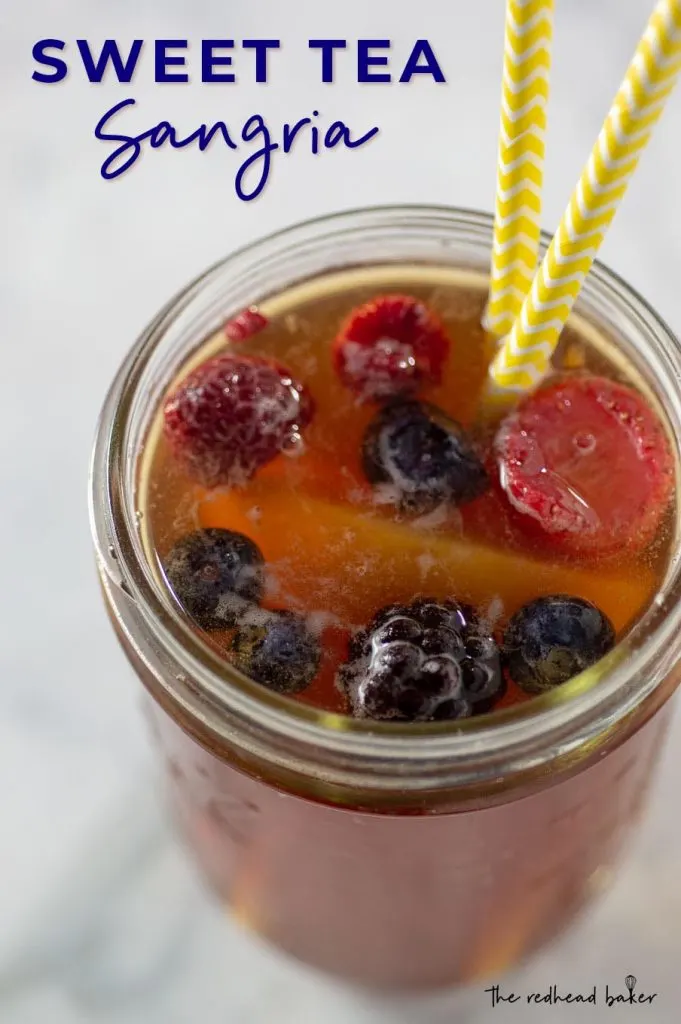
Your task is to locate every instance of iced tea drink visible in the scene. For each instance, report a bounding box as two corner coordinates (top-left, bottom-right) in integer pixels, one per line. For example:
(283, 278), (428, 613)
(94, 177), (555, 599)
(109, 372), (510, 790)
(91, 208), (681, 988)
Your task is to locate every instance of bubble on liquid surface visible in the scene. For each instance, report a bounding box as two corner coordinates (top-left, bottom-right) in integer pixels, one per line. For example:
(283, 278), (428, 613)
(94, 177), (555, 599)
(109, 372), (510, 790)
(573, 431), (597, 455)
(282, 430), (306, 457)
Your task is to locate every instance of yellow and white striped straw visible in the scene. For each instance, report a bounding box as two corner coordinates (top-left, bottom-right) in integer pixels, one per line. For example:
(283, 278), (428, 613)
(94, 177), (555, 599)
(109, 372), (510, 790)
(485, 0), (555, 339)
(487, 0), (681, 400)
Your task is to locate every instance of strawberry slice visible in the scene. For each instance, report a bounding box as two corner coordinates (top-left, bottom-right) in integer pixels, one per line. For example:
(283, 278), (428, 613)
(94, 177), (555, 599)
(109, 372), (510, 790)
(332, 294), (449, 400)
(494, 375), (674, 558)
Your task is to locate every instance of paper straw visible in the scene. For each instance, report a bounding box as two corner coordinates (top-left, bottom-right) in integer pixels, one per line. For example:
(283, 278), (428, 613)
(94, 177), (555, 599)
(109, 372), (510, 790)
(487, 0), (681, 401)
(485, 0), (555, 339)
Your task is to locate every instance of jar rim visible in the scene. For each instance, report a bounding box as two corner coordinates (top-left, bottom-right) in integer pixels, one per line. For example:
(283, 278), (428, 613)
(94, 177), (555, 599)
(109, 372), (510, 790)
(89, 204), (681, 791)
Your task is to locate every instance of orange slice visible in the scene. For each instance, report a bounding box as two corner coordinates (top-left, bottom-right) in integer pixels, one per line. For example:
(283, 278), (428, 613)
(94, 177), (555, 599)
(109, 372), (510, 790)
(198, 487), (654, 632)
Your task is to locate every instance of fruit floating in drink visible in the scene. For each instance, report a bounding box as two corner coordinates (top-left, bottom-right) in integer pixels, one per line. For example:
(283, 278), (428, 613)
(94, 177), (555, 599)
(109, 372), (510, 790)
(91, 201), (681, 989)
(95, 0), (681, 984)
(139, 267), (675, 721)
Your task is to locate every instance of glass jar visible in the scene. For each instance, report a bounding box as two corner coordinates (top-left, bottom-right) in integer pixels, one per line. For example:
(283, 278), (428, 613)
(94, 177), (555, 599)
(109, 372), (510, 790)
(89, 206), (681, 989)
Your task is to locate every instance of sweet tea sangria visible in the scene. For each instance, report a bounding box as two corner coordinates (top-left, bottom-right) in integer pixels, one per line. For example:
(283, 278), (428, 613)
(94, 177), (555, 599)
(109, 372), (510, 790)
(91, 209), (681, 989)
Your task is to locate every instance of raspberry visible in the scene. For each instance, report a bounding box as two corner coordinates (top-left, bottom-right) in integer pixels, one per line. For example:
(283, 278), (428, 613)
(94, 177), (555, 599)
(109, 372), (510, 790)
(338, 599), (504, 721)
(362, 400), (489, 513)
(224, 307), (268, 343)
(494, 375), (674, 558)
(503, 595), (615, 694)
(332, 294), (449, 400)
(163, 353), (314, 488)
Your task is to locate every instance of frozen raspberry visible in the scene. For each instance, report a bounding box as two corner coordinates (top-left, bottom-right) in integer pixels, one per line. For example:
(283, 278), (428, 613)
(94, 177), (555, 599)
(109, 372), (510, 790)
(338, 598), (504, 721)
(503, 595), (615, 694)
(163, 353), (314, 487)
(224, 307), (268, 343)
(332, 294), (449, 400)
(494, 375), (674, 558)
(362, 400), (489, 513)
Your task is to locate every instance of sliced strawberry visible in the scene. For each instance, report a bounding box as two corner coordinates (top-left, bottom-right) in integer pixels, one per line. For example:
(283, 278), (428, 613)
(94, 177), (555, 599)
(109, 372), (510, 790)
(332, 294), (449, 400)
(163, 353), (314, 488)
(494, 375), (674, 558)
(224, 307), (268, 343)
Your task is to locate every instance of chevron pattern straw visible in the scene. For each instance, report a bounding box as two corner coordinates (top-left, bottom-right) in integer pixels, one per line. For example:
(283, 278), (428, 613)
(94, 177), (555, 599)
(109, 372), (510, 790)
(487, 0), (681, 400)
(485, 0), (554, 339)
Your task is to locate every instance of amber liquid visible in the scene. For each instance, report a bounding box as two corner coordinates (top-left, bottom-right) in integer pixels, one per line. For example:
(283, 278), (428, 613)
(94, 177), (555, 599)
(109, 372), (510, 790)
(130, 267), (675, 987)
(139, 266), (670, 716)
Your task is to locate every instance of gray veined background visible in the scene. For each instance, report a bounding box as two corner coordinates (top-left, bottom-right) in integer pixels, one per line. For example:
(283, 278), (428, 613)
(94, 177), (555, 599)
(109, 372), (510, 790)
(2, 1), (681, 1021)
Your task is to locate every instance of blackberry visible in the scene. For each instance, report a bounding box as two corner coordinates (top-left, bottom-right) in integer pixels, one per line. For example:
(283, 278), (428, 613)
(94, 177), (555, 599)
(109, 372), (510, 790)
(163, 528), (265, 629)
(230, 609), (321, 694)
(338, 598), (504, 721)
(362, 400), (489, 514)
(503, 595), (616, 694)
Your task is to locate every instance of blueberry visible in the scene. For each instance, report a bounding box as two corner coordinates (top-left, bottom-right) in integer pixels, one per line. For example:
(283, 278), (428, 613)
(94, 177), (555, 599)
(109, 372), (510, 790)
(230, 609), (320, 694)
(503, 595), (616, 694)
(162, 528), (265, 629)
(338, 598), (505, 721)
(362, 401), (489, 513)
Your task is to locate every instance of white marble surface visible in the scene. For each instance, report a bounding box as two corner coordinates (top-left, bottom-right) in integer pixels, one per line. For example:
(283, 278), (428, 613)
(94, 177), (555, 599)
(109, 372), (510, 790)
(3, 0), (681, 1020)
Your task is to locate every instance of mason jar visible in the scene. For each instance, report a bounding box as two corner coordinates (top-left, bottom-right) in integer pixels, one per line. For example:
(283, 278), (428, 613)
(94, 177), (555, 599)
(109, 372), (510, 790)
(89, 206), (681, 989)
